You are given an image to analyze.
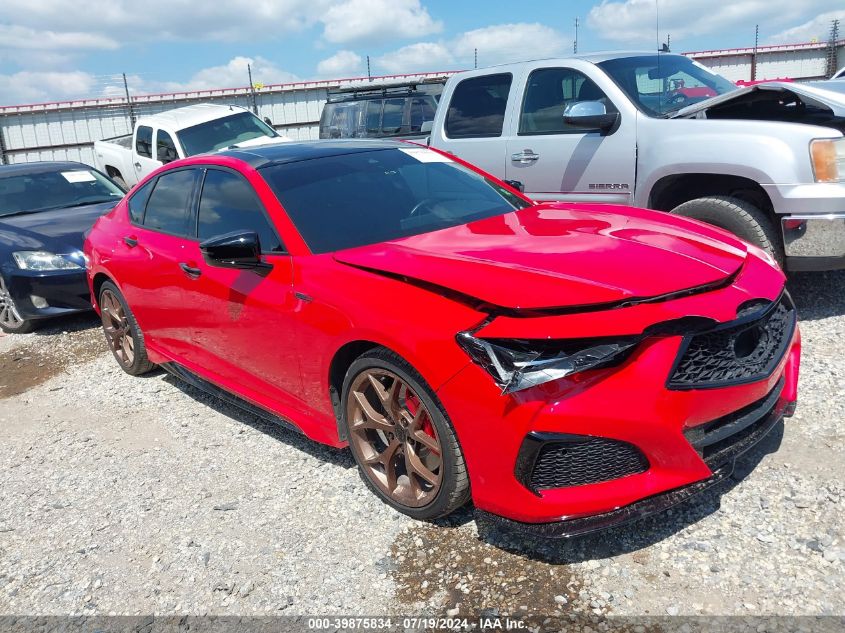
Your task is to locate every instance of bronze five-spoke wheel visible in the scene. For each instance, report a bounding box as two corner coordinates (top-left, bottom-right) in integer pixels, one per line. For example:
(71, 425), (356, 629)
(343, 349), (470, 520)
(98, 281), (155, 375)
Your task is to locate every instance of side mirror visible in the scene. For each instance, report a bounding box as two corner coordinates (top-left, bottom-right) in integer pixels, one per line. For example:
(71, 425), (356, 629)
(563, 101), (619, 134)
(264, 117), (274, 127)
(200, 230), (272, 273)
(420, 120), (433, 134)
(503, 179), (525, 192)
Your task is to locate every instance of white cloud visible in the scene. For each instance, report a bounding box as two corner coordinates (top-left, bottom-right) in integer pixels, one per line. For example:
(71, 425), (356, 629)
(375, 23), (567, 74)
(452, 24), (566, 66)
(769, 10), (845, 43)
(321, 0), (442, 44)
(0, 25), (118, 51)
(0, 70), (96, 106)
(587, 0), (841, 45)
(377, 43), (453, 74)
(316, 50), (363, 76)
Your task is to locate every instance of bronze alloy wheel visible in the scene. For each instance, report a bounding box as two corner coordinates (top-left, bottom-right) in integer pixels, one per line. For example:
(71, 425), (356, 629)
(347, 368), (444, 508)
(100, 288), (135, 367)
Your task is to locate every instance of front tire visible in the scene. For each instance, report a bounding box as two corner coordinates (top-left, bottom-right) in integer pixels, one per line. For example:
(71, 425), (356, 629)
(670, 196), (783, 267)
(0, 276), (36, 334)
(342, 348), (470, 520)
(99, 281), (155, 375)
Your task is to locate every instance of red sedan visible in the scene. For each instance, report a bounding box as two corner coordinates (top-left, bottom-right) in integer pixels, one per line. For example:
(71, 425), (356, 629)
(84, 141), (800, 536)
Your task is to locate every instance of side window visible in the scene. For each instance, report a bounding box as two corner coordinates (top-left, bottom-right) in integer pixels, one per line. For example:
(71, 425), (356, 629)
(381, 98), (405, 135)
(135, 125), (153, 158)
(520, 68), (616, 135)
(197, 169), (284, 253)
(365, 100), (382, 135)
(127, 179), (155, 224)
(143, 169), (197, 235)
(445, 73), (512, 139)
(410, 96), (436, 132)
(157, 130), (178, 163)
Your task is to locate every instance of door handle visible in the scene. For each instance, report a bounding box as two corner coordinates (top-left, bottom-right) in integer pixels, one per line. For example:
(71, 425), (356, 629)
(511, 150), (539, 164)
(123, 235), (138, 247)
(134, 162), (142, 169)
(179, 263), (202, 278)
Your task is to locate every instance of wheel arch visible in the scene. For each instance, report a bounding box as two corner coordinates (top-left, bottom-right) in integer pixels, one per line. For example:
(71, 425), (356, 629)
(648, 173), (775, 219)
(91, 272), (115, 311)
(327, 339), (383, 442)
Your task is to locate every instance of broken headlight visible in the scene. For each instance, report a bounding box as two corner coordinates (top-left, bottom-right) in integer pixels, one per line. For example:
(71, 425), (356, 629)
(456, 332), (641, 394)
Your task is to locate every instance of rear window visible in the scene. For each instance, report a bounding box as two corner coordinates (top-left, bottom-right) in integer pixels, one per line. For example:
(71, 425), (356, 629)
(445, 73), (512, 138)
(142, 169), (197, 235)
(261, 147), (529, 254)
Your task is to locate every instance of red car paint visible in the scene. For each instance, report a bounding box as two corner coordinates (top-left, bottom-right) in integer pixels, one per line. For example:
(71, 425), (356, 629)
(85, 141), (800, 530)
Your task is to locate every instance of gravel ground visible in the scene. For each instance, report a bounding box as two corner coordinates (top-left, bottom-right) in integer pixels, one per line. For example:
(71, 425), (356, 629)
(0, 271), (843, 622)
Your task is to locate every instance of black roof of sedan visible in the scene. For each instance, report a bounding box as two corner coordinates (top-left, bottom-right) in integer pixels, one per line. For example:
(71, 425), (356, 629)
(0, 161), (93, 178)
(220, 140), (410, 168)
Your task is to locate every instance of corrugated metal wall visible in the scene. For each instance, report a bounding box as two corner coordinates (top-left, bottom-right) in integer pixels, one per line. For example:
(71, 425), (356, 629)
(695, 44), (837, 82)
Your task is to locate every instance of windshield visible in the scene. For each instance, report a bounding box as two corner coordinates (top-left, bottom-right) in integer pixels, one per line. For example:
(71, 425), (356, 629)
(0, 169), (124, 217)
(261, 147), (530, 254)
(598, 55), (737, 117)
(178, 111), (278, 155)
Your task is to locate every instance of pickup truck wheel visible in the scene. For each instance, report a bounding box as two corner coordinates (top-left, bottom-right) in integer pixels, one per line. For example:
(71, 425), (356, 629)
(670, 196), (783, 267)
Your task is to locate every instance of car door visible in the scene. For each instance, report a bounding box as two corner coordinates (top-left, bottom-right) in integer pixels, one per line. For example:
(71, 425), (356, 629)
(178, 166), (305, 408)
(111, 168), (201, 357)
(432, 71), (517, 177)
(132, 125), (163, 182)
(505, 64), (637, 204)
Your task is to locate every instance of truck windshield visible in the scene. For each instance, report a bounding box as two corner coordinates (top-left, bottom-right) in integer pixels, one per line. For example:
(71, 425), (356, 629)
(177, 112), (278, 155)
(261, 147), (530, 254)
(598, 55), (737, 117)
(0, 169), (124, 217)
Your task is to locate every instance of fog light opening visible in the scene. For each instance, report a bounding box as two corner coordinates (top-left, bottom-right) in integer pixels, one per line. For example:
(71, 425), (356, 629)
(30, 295), (49, 309)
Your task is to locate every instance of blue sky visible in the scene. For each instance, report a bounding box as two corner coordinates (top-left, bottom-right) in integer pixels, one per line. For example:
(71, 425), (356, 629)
(1, 0), (843, 105)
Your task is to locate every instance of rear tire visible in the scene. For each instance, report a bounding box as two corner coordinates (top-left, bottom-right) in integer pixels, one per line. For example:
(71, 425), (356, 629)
(670, 196), (783, 267)
(342, 348), (470, 521)
(98, 281), (155, 375)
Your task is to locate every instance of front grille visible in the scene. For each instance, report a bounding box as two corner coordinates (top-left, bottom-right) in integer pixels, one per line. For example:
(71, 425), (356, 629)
(668, 294), (796, 389)
(684, 377), (785, 467)
(527, 436), (649, 492)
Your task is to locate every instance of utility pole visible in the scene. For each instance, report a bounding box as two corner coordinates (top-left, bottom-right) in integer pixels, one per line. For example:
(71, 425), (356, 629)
(367, 55), (371, 81)
(751, 24), (759, 81)
(666, 34), (670, 51)
(574, 18), (579, 54)
(247, 63), (258, 115)
(474, 48), (478, 69)
(828, 19), (841, 78)
(122, 72), (136, 128)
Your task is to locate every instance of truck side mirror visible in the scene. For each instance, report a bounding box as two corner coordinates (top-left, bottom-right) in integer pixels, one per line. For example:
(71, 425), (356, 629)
(420, 121), (433, 134)
(503, 179), (525, 192)
(563, 101), (619, 134)
(264, 117), (274, 127)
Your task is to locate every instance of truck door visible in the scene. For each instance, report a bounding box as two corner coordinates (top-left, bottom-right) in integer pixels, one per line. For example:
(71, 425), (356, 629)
(431, 72), (517, 177)
(132, 125), (162, 182)
(505, 64), (636, 204)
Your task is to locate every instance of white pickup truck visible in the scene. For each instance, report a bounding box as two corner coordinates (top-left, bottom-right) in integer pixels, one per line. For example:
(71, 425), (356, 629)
(94, 104), (288, 189)
(428, 52), (845, 271)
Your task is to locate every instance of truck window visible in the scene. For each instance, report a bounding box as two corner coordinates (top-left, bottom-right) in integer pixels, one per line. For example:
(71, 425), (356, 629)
(142, 169), (197, 236)
(410, 97), (436, 132)
(445, 73), (512, 139)
(157, 131), (179, 163)
(136, 126), (153, 159)
(381, 98), (405, 134)
(196, 169), (283, 253)
(519, 68), (615, 135)
(365, 100), (383, 135)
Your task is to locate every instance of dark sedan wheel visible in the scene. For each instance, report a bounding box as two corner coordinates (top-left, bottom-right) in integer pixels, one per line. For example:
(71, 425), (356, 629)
(0, 276), (36, 334)
(343, 348), (470, 520)
(99, 281), (155, 375)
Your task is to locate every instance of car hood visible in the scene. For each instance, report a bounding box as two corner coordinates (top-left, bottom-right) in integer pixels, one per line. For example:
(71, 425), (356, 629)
(674, 82), (845, 118)
(0, 201), (117, 255)
(333, 203), (748, 311)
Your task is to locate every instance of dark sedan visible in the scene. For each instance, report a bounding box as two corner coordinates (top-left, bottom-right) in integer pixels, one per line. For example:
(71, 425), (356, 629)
(0, 161), (125, 333)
